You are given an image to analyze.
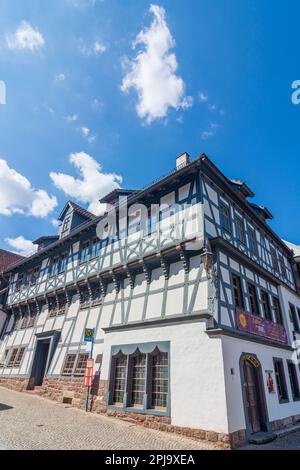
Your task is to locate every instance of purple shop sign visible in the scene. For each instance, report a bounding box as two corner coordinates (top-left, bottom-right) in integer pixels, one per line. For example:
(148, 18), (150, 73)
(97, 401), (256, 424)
(236, 309), (288, 344)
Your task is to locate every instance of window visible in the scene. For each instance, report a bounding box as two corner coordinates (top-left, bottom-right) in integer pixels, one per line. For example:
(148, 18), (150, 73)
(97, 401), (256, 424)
(59, 253), (68, 273)
(274, 359), (289, 402)
(48, 297), (57, 317)
(91, 282), (102, 305)
(150, 351), (168, 410)
(129, 353), (146, 407)
(57, 294), (67, 315)
(62, 354), (76, 375)
(112, 354), (128, 405)
(91, 238), (100, 258)
(74, 353), (89, 376)
(49, 257), (60, 277)
(235, 216), (246, 244)
(79, 285), (90, 308)
(31, 266), (40, 285)
(20, 310), (29, 329)
(220, 203), (231, 233)
(80, 241), (90, 263)
(287, 361), (300, 400)
(232, 274), (244, 309)
(7, 348), (19, 368)
(14, 348), (25, 367)
(261, 290), (272, 321)
(61, 215), (71, 236)
(270, 246), (279, 273)
(247, 282), (259, 316)
(289, 304), (300, 333)
(28, 303), (37, 327)
(279, 255), (287, 278)
(273, 297), (283, 325)
(248, 227), (258, 255)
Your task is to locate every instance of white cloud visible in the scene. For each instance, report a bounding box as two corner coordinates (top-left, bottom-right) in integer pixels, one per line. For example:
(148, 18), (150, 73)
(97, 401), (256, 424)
(65, 114), (78, 121)
(199, 92), (208, 102)
(81, 126), (96, 143)
(80, 40), (107, 56)
(92, 98), (103, 110)
(5, 236), (38, 257)
(51, 218), (60, 228)
(50, 152), (122, 215)
(0, 159), (57, 217)
(201, 123), (220, 140)
(54, 73), (66, 82)
(6, 21), (44, 52)
(65, 0), (99, 7)
(121, 4), (192, 124)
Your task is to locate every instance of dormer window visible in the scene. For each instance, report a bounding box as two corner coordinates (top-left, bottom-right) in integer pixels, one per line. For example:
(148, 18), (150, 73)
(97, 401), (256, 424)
(61, 215), (72, 236)
(235, 216), (246, 244)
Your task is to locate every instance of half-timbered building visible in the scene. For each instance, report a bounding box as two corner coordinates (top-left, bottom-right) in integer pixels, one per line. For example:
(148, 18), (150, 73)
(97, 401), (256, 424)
(0, 153), (300, 448)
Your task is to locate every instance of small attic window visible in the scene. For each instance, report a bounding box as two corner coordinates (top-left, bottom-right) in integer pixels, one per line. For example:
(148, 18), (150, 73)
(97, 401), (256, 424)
(61, 215), (72, 236)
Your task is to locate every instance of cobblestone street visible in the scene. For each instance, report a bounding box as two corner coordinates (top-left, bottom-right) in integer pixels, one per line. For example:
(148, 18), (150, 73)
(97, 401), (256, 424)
(0, 386), (218, 450)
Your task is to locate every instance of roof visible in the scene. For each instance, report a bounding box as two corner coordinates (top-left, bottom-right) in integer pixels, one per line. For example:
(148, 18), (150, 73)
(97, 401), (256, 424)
(100, 189), (138, 204)
(229, 179), (255, 198)
(58, 201), (97, 222)
(33, 236), (59, 245)
(283, 240), (300, 258)
(249, 203), (273, 220)
(0, 249), (24, 273)
(4, 153), (294, 273)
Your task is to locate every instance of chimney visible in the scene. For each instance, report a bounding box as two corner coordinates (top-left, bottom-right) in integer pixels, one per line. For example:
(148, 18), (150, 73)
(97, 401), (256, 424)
(176, 152), (190, 170)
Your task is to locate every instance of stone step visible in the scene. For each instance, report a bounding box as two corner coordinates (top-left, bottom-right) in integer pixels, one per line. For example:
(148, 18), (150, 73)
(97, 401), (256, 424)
(249, 432), (277, 445)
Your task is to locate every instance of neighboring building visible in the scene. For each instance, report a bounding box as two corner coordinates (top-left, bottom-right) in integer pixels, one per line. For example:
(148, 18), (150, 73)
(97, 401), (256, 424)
(0, 152), (300, 448)
(0, 249), (24, 339)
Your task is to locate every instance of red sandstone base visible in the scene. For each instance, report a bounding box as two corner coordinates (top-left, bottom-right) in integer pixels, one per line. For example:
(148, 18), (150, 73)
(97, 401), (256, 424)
(1, 376), (299, 449)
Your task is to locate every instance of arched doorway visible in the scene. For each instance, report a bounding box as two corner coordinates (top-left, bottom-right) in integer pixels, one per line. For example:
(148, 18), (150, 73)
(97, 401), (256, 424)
(240, 354), (269, 435)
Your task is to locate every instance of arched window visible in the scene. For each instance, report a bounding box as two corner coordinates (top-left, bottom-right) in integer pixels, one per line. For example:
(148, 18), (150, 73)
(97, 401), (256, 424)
(129, 350), (146, 408)
(150, 348), (168, 410)
(112, 353), (128, 405)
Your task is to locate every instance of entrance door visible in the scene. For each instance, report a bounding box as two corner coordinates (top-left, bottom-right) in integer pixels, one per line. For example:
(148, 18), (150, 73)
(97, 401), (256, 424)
(243, 360), (262, 434)
(32, 339), (50, 386)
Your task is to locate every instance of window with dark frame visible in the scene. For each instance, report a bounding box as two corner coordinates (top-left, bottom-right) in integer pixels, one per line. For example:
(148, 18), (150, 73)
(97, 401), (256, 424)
(129, 353), (146, 408)
(91, 237), (101, 258)
(274, 358), (289, 402)
(261, 290), (272, 321)
(220, 203), (231, 233)
(273, 296), (283, 325)
(7, 348), (19, 368)
(14, 348), (25, 367)
(48, 297), (57, 317)
(232, 274), (244, 309)
(247, 282), (260, 316)
(74, 353), (89, 376)
(287, 361), (300, 400)
(49, 256), (60, 277)
(59, 253), (68, 273)
(150, 351), (168, 410)
(112, 354), (128, 405)
(248, 227), (258, 255)
(289, 303), (300, 333)
(80, 241), (90, 263)
(62, 354), (76, 375)
(279, 254), (287, 278)
(61, 215), (71, 235)
(0, 349), (9, 368)
(270, 245), (279, 273)
(235, 216), (246, 244)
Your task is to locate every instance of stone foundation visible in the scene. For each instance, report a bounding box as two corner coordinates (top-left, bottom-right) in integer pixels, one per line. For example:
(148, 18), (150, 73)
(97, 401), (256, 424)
(8, 376), (300, 449)
(271, 414), (300, 431)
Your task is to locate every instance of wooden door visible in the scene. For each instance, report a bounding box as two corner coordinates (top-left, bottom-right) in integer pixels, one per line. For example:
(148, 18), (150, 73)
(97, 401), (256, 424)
(243, 361), (262, 434)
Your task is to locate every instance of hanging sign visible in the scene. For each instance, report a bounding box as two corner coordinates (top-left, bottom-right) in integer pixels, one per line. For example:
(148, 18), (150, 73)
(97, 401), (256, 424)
(84, 328), (95, 342)
(237, 310), (288, 344)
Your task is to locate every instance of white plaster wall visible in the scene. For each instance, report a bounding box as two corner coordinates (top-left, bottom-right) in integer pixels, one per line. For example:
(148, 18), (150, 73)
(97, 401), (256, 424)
(278, 285), (300, 344)
(101, 320), (229, 433)
(222, 335), (300, 433)
(0, 310), (6, 336)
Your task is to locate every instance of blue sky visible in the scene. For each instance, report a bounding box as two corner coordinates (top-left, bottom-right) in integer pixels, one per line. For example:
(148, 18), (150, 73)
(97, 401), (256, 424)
(0, 0), (299, 255)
